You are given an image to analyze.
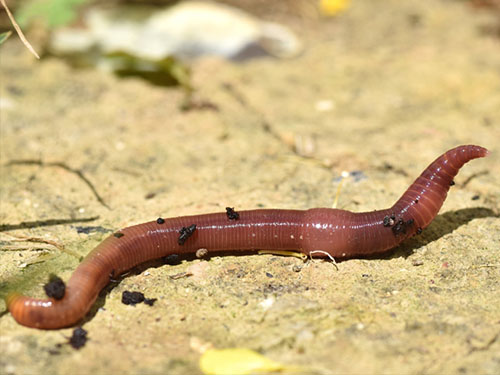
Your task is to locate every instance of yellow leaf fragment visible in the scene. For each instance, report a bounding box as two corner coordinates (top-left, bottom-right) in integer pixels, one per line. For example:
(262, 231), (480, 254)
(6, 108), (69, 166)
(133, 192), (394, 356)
(319, 0), (351, 16)
(199, 348), (285, 375)
(258, 249), (308, 261)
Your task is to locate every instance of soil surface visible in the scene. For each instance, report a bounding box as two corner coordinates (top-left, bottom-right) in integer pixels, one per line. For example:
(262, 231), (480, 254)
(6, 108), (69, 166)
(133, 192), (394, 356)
(1, 1), (499, 374)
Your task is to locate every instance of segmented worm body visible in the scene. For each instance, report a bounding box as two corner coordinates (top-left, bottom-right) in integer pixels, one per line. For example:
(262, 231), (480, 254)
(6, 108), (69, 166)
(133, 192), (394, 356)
(7, 145), (488, 329)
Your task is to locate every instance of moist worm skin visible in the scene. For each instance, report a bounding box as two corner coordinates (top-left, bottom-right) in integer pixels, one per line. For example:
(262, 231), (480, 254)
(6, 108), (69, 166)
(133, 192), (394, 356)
(6, 145), (488, 329)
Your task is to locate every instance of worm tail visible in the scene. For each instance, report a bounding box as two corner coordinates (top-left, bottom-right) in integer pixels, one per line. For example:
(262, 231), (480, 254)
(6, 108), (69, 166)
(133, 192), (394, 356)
(391, 145), (489, 231)
(6, 259), (111, 329)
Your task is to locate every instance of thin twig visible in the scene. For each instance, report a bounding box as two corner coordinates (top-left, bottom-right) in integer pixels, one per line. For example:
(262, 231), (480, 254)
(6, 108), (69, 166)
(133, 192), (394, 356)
(468, 264), (499, 269)
(2, 233), (81, 259)
(7, 234), (65, 250)
(169, 271), (193, 280)
(7, 159), (110, 209)
(0, 0), (40, 59)
(332, 171), (349, 209)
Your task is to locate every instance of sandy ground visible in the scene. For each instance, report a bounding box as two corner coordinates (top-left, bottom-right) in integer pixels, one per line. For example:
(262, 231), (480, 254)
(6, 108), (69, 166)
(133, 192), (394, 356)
(1, 0), (499, 374)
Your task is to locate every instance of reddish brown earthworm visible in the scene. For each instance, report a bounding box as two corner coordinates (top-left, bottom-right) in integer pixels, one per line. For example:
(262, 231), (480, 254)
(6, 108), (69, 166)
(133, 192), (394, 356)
(6, 145), (488, 329)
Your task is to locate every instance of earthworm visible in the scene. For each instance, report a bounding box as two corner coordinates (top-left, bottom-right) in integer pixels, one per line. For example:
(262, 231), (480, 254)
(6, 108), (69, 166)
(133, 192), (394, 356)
(6, 145), (488, 329)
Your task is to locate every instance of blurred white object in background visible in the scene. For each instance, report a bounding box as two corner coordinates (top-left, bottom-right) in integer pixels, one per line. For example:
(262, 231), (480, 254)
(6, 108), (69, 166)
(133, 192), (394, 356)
(50, 1), (302, 62)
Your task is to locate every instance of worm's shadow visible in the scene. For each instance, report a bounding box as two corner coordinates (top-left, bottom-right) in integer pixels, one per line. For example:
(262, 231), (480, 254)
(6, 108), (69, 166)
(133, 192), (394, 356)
(80, 254), (198, 326)
(382, 207), (498, 260)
